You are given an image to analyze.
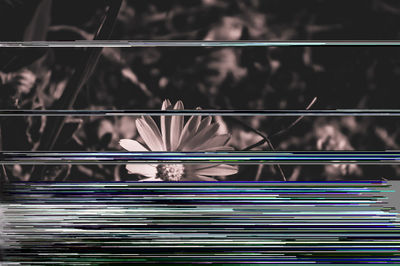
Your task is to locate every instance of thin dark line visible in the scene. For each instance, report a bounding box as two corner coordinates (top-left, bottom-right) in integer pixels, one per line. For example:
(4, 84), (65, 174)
(1, 40), (400, 47)
(2, 110), (400, 116)
(2, 151), (400, 164)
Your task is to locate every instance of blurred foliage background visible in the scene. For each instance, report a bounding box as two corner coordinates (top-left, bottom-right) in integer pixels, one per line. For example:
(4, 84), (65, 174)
(1, 0), (400, 182)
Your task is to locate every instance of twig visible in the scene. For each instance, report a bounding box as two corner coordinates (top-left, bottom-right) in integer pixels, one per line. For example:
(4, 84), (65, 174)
(242, 97), (317, 150)
(270, 97), (317, 139)
(243, 138), (266, 151)
(225, 116), (269, 141)
(235, 97), (317, 181)
(265, 138), (286, 181)
(225, 116), (286, 181)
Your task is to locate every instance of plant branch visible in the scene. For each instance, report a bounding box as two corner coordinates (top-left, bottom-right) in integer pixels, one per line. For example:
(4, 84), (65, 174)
(270, 97), (317, 139)
(264, 137), (286, 181)
(224, 116), (286, 181)
(225, 116), (269, 141)
(243, 138), (266, 151)
(234, 97), (317, 181)
(242, 97), (317, 151)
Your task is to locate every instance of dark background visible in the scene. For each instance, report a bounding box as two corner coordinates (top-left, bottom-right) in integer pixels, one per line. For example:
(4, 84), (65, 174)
(2, 0), (400, 41)
(1, 0), (400, 181)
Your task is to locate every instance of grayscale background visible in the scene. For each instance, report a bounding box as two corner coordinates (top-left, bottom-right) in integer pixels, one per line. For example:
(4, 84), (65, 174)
(1, 0), (400, 181)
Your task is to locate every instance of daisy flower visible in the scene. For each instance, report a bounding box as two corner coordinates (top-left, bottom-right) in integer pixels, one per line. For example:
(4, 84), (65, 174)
(119, 99), (238, 181)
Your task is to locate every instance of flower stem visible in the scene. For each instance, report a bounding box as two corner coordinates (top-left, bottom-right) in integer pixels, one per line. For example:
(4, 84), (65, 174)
(270, 97), (317, 139)
(264, 138), (286, 181)
(226, 116), (286, 181)
(242, 97), (318, 151)
(233, 97), (318, 181)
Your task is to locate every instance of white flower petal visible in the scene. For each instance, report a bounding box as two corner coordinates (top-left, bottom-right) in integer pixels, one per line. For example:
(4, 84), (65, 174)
(188, 164), (215, 170)
(161, 99), (172, 110)
(139, 177), (163, 182)
(183, 175), (217, 181)
(194, 164), (238, 176)
(200, 146), (234, 151)
(136, 117), (164, 151)
(196, 134), (230, 151)
(119, 139), (148, 152)
(180, 123), (220, 151)
(126, 164), (157, 178)
(170, 100), (184, 150)
(196, 116), (212, 133)
(161, 99), (172, 151)
(177, 115), (202, 150)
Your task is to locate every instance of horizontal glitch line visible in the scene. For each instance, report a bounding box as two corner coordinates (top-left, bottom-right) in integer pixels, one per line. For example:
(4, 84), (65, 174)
(2, 181), (398, 264)
(2, 109), (400, 116)
(2, 151), (400, 164)
(1, 40), (400, 47)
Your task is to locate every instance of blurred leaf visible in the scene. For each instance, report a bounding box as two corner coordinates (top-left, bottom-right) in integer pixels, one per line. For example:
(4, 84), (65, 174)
(30, 0), (122, 181)
(315, 123), (353, 151)
(26, 115), (46, 149)
(23, 0), (52, 41)
(44, 165), (71, 181)
(201, 48), (247, 88)
(36, 0), (122, 151)
(375, 126), (400, 149)
(121, 67), (153, 97)
(7, 69), (36, 95)
(117, 116), (137, 139)
(97, 119), (115, 149)
(48, 25), (93, 40)
(204, 16), (244, 40)
(99, 133), (112, 149)
(0, 48), (47, 72)
(54, 118), (83, 149)
(117, 0), (135, 24)
(314, 121), (362, 178)
(48, 24), (154, 98)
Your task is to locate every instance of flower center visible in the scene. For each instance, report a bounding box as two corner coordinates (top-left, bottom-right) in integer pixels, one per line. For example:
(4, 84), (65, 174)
(156, 164), (185, 181)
